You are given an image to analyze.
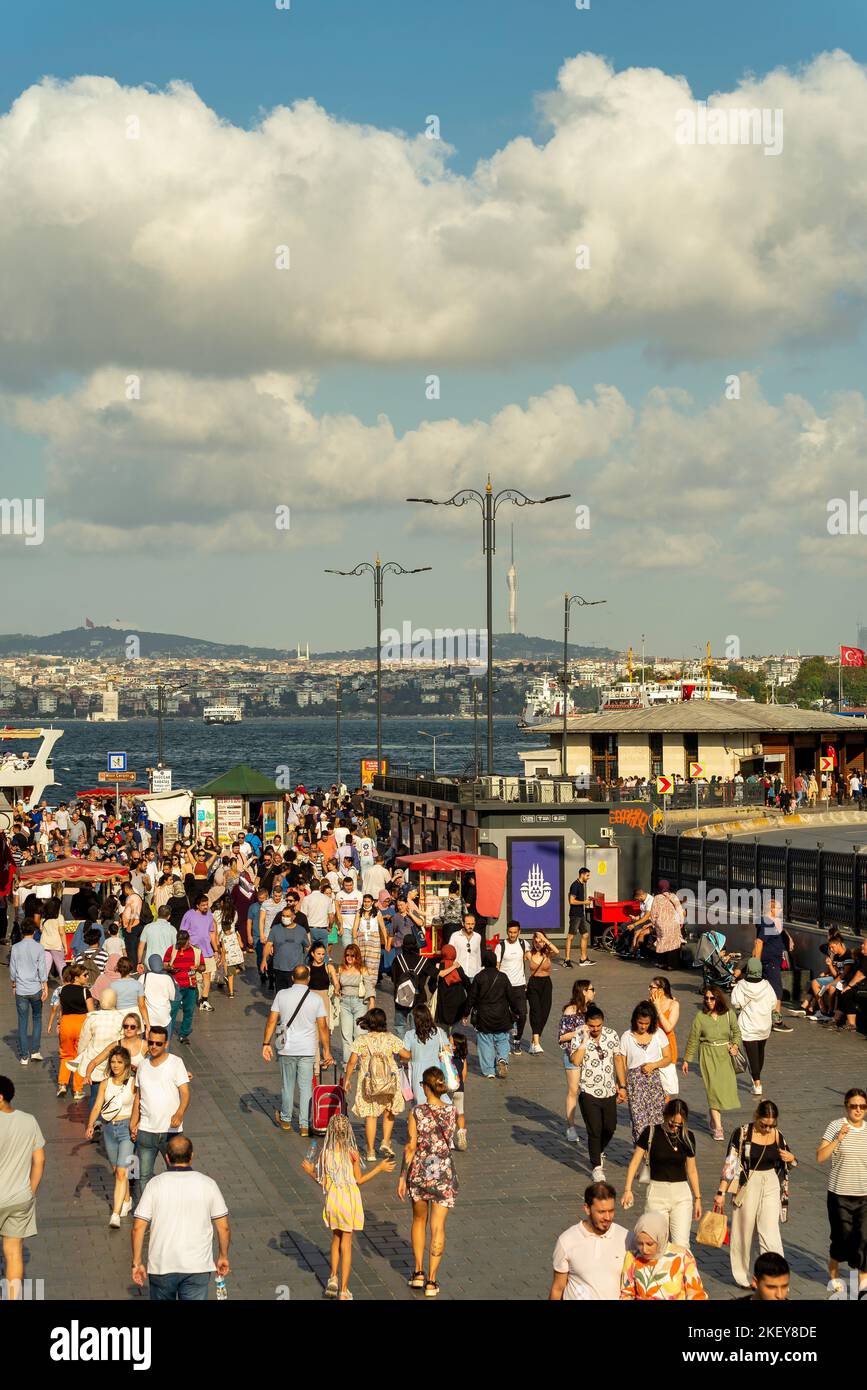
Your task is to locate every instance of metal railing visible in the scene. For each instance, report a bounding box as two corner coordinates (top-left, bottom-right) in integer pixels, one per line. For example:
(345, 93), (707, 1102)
(652, 833), (867, 934)
(374, 771), (770, 809)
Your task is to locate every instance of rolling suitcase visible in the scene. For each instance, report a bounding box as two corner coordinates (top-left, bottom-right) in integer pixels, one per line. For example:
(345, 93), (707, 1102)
(310, 1064), (346, 1134)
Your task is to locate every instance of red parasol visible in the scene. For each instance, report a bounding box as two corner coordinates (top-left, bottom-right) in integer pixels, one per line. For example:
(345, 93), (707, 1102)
(17, 858), (130, 886)
(396, 851), (507, 918)
(75, 788), (149, 800)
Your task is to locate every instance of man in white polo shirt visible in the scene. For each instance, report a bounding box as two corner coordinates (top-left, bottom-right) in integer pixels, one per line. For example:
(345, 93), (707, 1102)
(549, 1181), (628, 1300)
(132, 1135), (229, 1301)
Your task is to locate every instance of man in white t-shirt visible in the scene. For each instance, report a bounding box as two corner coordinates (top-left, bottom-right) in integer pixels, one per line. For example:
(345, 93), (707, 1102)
(361, 859), (389, 899)
(132, 1135), (229, 1301)
(262, 966), (333, 1137)
(451, 914), (484, 981)
(130, 1028), (191, 1193)
(303, 882), (335, 947)
(335, 878), (363, 946)
(549, 1182), (628, 1300)
(496, 920), (529, 1054)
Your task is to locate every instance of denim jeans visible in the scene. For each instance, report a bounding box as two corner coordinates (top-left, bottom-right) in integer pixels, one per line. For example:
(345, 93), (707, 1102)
(278, 1053), (315, 1128)
(340, 995), (367, 1063)
(15, 993), (42, 1058)
(170, 986), (198, 1039)
(134, 1129), (169, 1192)
(476, 1031), (510, 1076)
(149, 1271), (210, 1301)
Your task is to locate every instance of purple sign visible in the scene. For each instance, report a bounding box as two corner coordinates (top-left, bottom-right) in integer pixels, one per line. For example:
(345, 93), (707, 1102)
(507, 837), (563, 936)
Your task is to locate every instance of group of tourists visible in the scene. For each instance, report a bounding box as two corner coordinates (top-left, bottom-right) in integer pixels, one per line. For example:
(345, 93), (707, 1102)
(1, 780), (866, 1305)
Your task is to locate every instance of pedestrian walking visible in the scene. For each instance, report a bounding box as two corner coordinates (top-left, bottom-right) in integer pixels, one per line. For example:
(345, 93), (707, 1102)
(85, 1045), (135, 1228)
(52, 962), (94, 1098)
(431, 944), (470, 1035)
(714, 1099), (796, 1290)
(335, 944), (368, 1064)
(648, 976), (680, 1096)
(399, 1066), (457, 1298)
(817, 1087), (867, 1299)
(753, 897), (794, 1033)
(130, 1026), (191, 1193)
(682, 985), (742, 1140)
(621, 1098), (701, 1249)
(0, 1074), (45, 1300)
(9, 919), (48, 1065)
(352, 895), (389, 1006)
(302, 1113), (395, 1301)
(615, 1001), (671, 1142)
(495, 921), (528, 1053)
(465, 949), (523, 1079)
(619, 1211), (707, 1301)
(164, 930), (204, 1046)
(526, 931), (559, 1054)
(401, 1005), (452, 1104)
(648, 881), (685, 971)
(131, 1135), (229, 1301)
(344, 1007), (405, 1161)
(731, 958), (777, 1095)
(549, 1181), (628, 1301)
(564, 866), (592, 969)
(263, 965), (333, 1137)
(558, 979), (594, 1141)
(450, 1032), (469, 1151)
(571, 1005), (620, 1179)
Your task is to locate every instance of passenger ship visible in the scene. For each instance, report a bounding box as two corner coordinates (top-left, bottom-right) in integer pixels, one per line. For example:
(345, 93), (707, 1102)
(0, 726), (63, 811)
(203, 703), (243, 725)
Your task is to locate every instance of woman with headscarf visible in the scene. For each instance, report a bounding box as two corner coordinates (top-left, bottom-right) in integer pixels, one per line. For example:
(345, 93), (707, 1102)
(142, 955), (176, 1036)
(619, 1211), (707, 1300)
(431, 944), (469, 1035)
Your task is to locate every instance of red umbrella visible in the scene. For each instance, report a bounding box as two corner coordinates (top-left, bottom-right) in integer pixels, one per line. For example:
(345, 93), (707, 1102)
(75, 788), (149, 800)
(17, 858), (130, 886)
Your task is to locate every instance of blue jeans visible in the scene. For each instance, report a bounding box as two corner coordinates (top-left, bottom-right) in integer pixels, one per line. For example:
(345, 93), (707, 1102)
(477, 1031), (510, 1077)
(170, 986), (197, 1039)
(279, 1053), (315, 1128)
(340, 996), (367, 1064)
(15, 993), (42, 1058)
(309, 928), (329, 949)
(134, 1129), (169, 1192)
(149, 1271), (210, 1301)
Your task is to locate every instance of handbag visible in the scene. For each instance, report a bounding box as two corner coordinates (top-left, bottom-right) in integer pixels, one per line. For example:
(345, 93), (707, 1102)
(732, 1048), (748, 1075)
(696, 1210), (728, 1247)
(399, 1063), (414, 1103)
(439, 1046), (460, 1092)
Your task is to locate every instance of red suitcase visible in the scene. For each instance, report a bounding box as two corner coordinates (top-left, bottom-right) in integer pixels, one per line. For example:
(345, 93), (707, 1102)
(310, 1065), (346, 1134)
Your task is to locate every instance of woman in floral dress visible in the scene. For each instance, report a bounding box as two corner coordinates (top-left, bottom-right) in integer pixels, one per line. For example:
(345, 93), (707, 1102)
(352, 894), (389, 1007)
(399, 1065), (457, 1298)
(615, 1001), (671, 1142)
(619, 1211), (707, 1300)
(343, 1008), (405, 1162)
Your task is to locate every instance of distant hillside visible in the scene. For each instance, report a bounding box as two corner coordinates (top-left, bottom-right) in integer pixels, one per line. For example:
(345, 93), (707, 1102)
(0, 627), (619, 662)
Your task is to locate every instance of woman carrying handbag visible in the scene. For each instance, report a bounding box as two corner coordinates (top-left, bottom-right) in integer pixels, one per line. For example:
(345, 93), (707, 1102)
(712, 1099), (797, 1289)
(682, 985), (742, 1140)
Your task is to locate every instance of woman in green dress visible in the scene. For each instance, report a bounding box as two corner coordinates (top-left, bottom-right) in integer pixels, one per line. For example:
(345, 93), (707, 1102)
(682, 985), (741, 1141)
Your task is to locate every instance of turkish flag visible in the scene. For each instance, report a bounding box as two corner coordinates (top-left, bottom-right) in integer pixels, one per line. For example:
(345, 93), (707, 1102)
(682, 684), (696, 700)
(826, 745), (838, 767)
(841, 646), (865, 667)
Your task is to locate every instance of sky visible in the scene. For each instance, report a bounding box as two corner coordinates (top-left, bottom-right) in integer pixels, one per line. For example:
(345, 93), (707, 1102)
(2, 0), (867, 657)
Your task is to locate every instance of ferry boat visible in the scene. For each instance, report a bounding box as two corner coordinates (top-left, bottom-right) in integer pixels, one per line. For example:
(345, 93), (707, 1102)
(599, 677), (741, 710)
(520, 675), (585, 727)
(0, 726), (63, 807)
(203, 703), (243, 725)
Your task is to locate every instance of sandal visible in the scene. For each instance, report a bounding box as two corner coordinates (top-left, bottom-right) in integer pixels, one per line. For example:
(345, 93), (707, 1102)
(424, 1280), (440, 1298)
(408, 1270), (425, 1289)
(339, 1289), (354, 1300)
(325, 1276), (339, 1298)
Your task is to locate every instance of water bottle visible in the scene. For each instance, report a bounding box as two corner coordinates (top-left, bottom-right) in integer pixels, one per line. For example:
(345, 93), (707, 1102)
(305, 1140), (319, 1166)
(215, 1276), (227, 1301)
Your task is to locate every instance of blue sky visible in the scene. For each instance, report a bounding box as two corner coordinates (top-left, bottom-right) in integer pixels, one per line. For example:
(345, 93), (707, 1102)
(2, 1), (866, 654)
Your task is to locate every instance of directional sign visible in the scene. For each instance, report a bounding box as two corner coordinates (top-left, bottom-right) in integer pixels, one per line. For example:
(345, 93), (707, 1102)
(689, 762), (706, 780)
(820, 756), (835, 773)
(656, 775), (673, 795)
(98, 770), (137, 784)
(150, 769), (173, 793)
(107, 752), (127, 773)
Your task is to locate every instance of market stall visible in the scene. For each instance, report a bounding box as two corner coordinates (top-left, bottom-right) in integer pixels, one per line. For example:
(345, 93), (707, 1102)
(192, 764), (284, 848)
(396, 850), (508, 951)
(17, 858), (130, 959)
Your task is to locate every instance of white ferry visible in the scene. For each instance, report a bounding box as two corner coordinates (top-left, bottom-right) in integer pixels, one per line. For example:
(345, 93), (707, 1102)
(520, 675), (584, 727)
(203, 703), (243, 725)
(0, 726), (63, 808)
(600, 677), (741, 710)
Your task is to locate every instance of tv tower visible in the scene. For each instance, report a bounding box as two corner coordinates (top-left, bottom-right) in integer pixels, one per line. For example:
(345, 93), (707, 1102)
(506, 524), (518, 634)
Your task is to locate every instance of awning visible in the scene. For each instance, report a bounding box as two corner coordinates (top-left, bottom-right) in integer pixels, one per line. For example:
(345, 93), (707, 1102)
(76, 787), (150, 800)
(17, 858), (130, 886)
(141, 790), (192, 825)
(396, 851), (508, 917)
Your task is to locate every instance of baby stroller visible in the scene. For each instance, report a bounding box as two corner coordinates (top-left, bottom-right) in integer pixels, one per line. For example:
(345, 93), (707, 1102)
(695, 931), (738, 990)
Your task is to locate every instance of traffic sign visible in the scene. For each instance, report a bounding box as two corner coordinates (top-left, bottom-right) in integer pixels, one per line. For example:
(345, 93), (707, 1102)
(820, 756), (834, 773)
(656, 775), (673, 795)
(98, 770), (137, 783)
(689, 762), (706, 780)
(150, 769), (173, 793)
(107, 752), (127, 773)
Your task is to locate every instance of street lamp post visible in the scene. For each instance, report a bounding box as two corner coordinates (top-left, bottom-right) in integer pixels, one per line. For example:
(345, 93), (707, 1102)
(471, 679), (480, 778)
(561, 594), (607, 776)
(419, 730), (448, 777)
(408, 478), (570, 774)
(156, 677), (190, 769)
(336, 678), (342, 787)
(325, 557), (431, 768)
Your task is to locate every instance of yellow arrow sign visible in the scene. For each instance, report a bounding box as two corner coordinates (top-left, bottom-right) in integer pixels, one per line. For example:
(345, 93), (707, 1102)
(655, 775), (673, 795)
(819, 756), (834, 772)
(689, 762), (706, 779)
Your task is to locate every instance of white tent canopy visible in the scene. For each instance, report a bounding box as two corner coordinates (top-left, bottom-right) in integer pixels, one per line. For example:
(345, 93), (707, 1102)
(141, 789), (192, 825)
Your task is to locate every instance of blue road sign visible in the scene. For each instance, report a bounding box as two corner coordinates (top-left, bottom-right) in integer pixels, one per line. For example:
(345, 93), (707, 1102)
(107, 752), (127, 773)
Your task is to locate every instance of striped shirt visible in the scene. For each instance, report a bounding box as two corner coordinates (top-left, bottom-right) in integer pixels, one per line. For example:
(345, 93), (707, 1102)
(822, 1118), (867, 1195)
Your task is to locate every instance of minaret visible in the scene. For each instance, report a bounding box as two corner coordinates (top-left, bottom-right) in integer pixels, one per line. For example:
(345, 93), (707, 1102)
(506, 524), (517, 635)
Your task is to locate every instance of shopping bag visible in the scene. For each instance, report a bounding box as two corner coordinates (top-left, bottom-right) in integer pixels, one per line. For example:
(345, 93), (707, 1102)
(696, 1210), (728, 1248)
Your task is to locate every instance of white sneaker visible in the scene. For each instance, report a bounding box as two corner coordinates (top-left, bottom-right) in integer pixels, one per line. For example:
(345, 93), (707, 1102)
(592, 1165), (606, 1182)
(120, 1199), (132, 1217)
(530, 1042), (544, 1054)
(752, 1081), (763, 1095)
(566, 1126), (578, 1143)
(19, 1057), (29, 1066)
(30, 1051), (44, 1061)
(109, 1213), (121, 1229)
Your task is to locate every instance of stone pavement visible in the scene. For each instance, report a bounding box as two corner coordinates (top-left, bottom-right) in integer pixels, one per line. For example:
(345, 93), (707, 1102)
(2, 946), (864, 1302)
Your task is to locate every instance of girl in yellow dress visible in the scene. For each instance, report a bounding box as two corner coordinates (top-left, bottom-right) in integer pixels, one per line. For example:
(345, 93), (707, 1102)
(302, 1114), (395, 1300)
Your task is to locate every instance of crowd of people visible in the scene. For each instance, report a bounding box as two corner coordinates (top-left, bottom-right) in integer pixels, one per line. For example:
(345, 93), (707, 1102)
(0, 781), (865, 1304)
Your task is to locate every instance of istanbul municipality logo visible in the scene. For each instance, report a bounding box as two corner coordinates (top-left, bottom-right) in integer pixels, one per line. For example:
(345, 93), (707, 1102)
(520, 863), (552, 909)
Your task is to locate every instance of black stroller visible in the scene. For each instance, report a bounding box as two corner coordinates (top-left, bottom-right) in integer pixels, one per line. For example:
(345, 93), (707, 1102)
(694, 931), (738, 990)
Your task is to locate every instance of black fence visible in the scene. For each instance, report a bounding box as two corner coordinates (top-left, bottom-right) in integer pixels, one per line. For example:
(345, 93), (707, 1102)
(652, 833), (867, 934)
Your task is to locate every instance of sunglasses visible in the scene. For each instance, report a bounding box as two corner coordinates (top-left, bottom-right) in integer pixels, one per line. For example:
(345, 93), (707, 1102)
(122, 1025), (139, 1032)
(147, 1040), (166, 1048)
(847, 1103), (866, 1111)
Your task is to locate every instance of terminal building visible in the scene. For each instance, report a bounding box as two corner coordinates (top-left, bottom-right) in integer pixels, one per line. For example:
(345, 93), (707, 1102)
(518, 701), (866, 787)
